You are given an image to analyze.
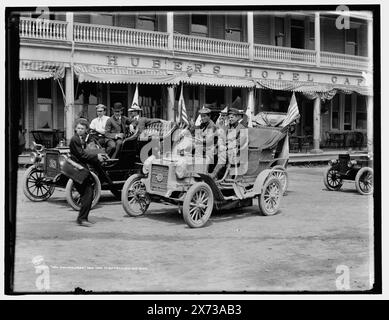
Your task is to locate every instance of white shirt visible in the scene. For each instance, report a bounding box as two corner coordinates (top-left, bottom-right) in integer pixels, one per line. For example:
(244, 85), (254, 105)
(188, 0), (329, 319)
(90, 115), (109, 134)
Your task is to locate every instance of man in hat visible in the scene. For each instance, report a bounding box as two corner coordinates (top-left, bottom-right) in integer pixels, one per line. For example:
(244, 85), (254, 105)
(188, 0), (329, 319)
(210, 108), (248, 179)
(215, 105), (229, 130)
(105, 102), (131, 158)
(128, 105), (160, 136)
(89, 104), (109, 147)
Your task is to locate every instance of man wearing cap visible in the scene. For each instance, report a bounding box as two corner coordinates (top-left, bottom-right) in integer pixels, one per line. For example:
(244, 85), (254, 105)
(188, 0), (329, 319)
(89, 104), (109, 147)
(105, 102), (131, 158)
(210, 108), (248, 179)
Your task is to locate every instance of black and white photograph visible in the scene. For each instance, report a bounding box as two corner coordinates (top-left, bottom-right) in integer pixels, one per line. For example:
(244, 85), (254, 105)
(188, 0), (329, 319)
(3, 1), (382, 296)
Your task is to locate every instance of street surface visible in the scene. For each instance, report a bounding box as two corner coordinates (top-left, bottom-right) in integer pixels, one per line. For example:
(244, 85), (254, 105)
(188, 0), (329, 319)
(13, 165), (374, 292)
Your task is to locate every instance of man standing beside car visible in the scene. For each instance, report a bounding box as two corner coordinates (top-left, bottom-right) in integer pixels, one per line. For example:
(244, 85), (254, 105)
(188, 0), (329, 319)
(105, 102), (131, 158)
(69, 118), (106, 227)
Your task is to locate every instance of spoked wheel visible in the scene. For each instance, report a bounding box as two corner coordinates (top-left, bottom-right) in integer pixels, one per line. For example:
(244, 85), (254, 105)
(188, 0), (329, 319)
(183, 182), (214, 228)
(65, 172), (101, 211)
(23, 166), (55, 201)
(269, 165), (289, 195)
(258, 177), (282, 216)
(323, 167), (343, 191)
(355, 167), (373, 195)
(121, 174), (150, 217)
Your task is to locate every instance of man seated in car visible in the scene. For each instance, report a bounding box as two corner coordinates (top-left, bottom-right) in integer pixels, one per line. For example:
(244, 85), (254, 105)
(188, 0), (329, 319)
(189, 106), (219, 170)
(210, 108), (248, 179)
(128, 104), (161, 137)
(105, 102), (131, 159)
(89, 104), (109, 147)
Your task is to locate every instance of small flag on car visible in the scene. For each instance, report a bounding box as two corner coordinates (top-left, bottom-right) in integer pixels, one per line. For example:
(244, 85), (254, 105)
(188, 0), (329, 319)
(177, 83), (189, 127)
(281, 92), (300, 128)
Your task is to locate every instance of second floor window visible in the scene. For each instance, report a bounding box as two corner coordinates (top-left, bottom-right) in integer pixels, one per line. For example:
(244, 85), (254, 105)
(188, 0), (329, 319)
(137, 14), (157, 31)
(191, 14), (208, 37)
(275, 17), (285, 46)
(345, 28), (358, 55)
(225, 14), (242, 42)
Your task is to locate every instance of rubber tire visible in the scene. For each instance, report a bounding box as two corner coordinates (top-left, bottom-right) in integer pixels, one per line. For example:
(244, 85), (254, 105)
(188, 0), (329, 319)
(183, 182), (214, 228)
(65, 172), (101, 211)
(323, 167), (343, 191)
(269, 165), (289, 195)
(258, 177), (282, 216)
(121, 174), (150, 217)
(355, 167), (373, 195)
(23, 166), (55, 201)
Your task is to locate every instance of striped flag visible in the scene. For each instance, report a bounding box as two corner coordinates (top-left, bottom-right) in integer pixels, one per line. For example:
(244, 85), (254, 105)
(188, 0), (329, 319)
(178, 83), (189, 126)
(131, 84), (139, 108)
(281, 92), (300, 128)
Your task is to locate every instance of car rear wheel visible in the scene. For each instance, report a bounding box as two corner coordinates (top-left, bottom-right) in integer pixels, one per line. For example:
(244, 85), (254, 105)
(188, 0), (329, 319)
(183, 182), (214, 228)
(23, 166), (55, 201)
(269, 165), (288, 195)
(65, 172), (101, 211)
(355, 167), (373, 195)
(121, 174), (150, 217)
(258, 177), (282, 216)
(323, 167), (343, 191)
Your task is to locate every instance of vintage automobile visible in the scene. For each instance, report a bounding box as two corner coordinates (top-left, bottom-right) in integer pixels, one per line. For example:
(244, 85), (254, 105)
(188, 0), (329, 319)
(121, 122), (291, 228)
(323, 152), (373, 195)
(22, 120), (177, 210)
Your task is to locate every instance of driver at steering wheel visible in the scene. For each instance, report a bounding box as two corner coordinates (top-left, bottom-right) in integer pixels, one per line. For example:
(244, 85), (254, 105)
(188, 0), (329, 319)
(105, 102), (131, 159)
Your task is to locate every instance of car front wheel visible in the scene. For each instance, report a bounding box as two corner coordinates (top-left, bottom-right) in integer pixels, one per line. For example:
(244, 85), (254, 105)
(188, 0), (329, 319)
(23, 166), (55, 201)
(183, 182), (214, 228)
(121, 174), (150, 217)
(323, 167), (343, 191)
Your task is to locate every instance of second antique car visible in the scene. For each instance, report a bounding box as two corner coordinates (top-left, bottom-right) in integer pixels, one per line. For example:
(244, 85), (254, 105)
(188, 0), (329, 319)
(121, 123), (291, 228)
(323, 152), (374, 195)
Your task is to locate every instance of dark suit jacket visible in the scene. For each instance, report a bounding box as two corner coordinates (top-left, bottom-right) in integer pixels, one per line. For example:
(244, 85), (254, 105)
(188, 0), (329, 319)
(105, 116), (131, 139)
(131, 117), (160, 134)
(69, 135), (99, 168)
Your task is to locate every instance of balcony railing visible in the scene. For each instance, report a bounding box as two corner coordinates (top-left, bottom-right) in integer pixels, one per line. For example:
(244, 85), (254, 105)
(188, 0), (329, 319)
(320, 51), (370, 70)
(174, 34), (249, 59)
(19, 17), (68, 41)
(19, 18), (371, 71)
(74, 22), (169, 50)
(254, 44), (316, 65)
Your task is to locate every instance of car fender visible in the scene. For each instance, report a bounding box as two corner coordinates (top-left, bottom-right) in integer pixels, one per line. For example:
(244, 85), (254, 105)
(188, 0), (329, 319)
(196, 173), (225, 201)
(251, 169), (273, 195)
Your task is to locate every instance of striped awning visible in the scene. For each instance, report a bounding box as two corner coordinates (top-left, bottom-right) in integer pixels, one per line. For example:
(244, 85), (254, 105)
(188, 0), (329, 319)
(255, 79), (373, 97)
(19, 60), (65, 80)
(176, 73), (256, 88)
(74, 64), (180, 85)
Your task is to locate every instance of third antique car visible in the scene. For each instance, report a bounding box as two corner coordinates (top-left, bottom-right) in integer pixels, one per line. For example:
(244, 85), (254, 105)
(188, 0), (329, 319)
(323, 152), (374, 195)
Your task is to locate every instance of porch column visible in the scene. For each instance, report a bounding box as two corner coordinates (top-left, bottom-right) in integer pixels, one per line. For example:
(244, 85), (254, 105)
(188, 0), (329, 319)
(314, 12), (321, 67)
(247, 11), (254, 61)
(167, 12), (174, 51)
(246, 88), (255, 126)
(166, 86), (175, 121)
(311, 96), (323, 153)
(66, 12), (73, 41)
(366, 95), (373, 154)
(65, 67), (75, 142)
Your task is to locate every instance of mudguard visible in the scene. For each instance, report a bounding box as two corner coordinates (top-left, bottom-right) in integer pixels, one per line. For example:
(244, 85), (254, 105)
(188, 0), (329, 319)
(245, 169), (273, 198)
(196, 173), (225, 201)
